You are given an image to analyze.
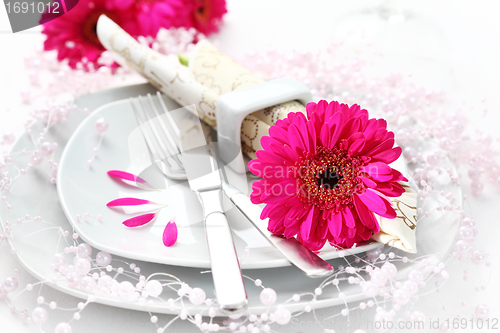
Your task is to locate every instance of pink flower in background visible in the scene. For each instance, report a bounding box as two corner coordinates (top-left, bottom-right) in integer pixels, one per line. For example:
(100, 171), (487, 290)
(249, 100), (407, 251)
(42, 0), (227, 68)
(107, 0), (190, 38)
(42, 0), (138, 68)
(185, 0), (227, 35)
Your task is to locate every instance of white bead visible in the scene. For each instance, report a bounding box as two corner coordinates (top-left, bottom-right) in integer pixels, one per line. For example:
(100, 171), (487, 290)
(260, 288), (277, 305)
(393, 288), (410, 305)
(475, 304), (489, 319)
(118, 281), (135, 299)
(95, 118), (109, 133)
(96, 251), (112, 266)
(55, 322), (72, 333)
(3, 277), (18, 292)
(77, 243), (92, 259)
(402, 280), (418, 296)
(273, 306), (291, 325)
(370, 270), (388, 287)
(32, 307), (49, 324)
(144, 280), (163, 298)
(381, 262), (398, 279)
(188, 287), (206, 305)
(74, 258), (91, 275)
(361, 281), (378, 297)
(407, 269), (423, 283)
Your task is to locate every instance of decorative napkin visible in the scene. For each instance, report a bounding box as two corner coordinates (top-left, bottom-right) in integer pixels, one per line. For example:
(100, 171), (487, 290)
(96, 15), (418, 253)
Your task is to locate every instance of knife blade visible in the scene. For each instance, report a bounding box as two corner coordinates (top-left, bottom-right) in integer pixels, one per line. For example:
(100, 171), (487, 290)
(177, 112), (248, 314)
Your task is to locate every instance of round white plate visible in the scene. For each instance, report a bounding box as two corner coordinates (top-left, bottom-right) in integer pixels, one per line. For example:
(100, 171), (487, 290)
(56, 92), (380, 269)
(3, 84), (462, 315)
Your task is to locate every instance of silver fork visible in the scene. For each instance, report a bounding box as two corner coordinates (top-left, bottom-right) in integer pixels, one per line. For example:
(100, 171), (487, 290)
(132, 92), (333, 279)
(131, 94), (248, 313)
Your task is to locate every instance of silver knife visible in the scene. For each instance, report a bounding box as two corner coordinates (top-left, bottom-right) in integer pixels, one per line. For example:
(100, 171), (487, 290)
(178, 114), (247, 314)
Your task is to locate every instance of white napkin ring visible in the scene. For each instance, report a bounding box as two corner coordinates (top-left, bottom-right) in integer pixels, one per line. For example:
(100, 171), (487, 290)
(216, 77), (312, 165)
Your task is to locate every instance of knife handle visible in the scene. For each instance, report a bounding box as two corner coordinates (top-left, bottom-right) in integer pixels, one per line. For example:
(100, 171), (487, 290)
(229, 192), (334, 278)
(199, 190), (248, 314)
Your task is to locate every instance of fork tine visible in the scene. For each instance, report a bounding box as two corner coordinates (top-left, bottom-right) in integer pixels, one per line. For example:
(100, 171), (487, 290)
(142, 94), (185, 171)
(131, 95), (186, 179)
(138, 95), (177, 160)
(145, 94), (181, 156)
(130, 97), (163, 164)
(155, 91), (181, 149)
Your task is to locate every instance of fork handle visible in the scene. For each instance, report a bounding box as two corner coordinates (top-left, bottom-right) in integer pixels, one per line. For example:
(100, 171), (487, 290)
(199, 190), (248, 313)
(228, 192), (334, 278)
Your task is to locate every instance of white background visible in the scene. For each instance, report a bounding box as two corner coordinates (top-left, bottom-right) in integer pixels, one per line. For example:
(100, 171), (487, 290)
(1, 1), (499, 332)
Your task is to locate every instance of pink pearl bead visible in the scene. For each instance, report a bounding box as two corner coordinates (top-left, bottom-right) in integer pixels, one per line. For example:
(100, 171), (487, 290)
(188, 287), (206, 305)
(273, 306), (291, 325)
(361, 281), (378, 297)
(40, 142), (54, 155)
(366, 245), (384, 261)
(407, 269), (423, 283)
(96, 251), (112, 266)
(402, 280), (418, 296)
(118, 281), (135, 299)
(74, 258), (91, 275)
(55, 322), (72, 333)
(471, 250), (487, 265)
(454, 240), (469, 253)
(475, 304), (490, 318)
(403, 147), (417, 161)
(77, 243), (92, 258)
(393, 288), (410, 305)
(370, 269), (388, 287)
(31, 307), (49, 325)
(2, 277), (18, 293)
(66, 271), (82, 288)
(458, 226), (474, 240)
(381, 262), (397, 279)
(80, 276), (97, 293)
(95, 118), (109, 133)
(260, 288), (277, 305)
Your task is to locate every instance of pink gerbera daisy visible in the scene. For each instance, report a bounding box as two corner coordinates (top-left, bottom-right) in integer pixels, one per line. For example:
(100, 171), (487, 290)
(107, 0), (190, 38)
(42, 0), (139, 69)
(249, 100), (407, 251)
(185, 0), (227, 35)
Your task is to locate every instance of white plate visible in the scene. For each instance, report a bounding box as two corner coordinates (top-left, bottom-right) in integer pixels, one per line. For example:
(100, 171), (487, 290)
(56, 92), (380, 269)
(3, 84), (462, 315)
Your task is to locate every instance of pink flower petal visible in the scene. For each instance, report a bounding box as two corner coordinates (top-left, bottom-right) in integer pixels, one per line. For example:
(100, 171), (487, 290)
(107, 198), (156, 207)
(328, 212), (343, 237)
(342, 206), (356, 228)
(356, 189), (388, 216)
(162, 220), (178, 247)
(300, 206), (316, 240)
(353, 195), (379, 232)
(107, 170), (155, 189)
(122, 213), (157, 228)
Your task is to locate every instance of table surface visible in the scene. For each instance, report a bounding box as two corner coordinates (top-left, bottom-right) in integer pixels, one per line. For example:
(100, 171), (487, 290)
(1, 1), (499, 332)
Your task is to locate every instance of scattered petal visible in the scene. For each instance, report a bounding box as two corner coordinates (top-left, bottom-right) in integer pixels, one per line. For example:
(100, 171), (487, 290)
(107, 170), (155, 189)
(107, 198), (157, 207)
(122, 213), (157, 228)
(162, 220), (178, 247)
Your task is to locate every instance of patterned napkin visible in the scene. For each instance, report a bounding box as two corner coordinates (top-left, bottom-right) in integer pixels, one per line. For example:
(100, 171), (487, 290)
(96, 15), (418, 253)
